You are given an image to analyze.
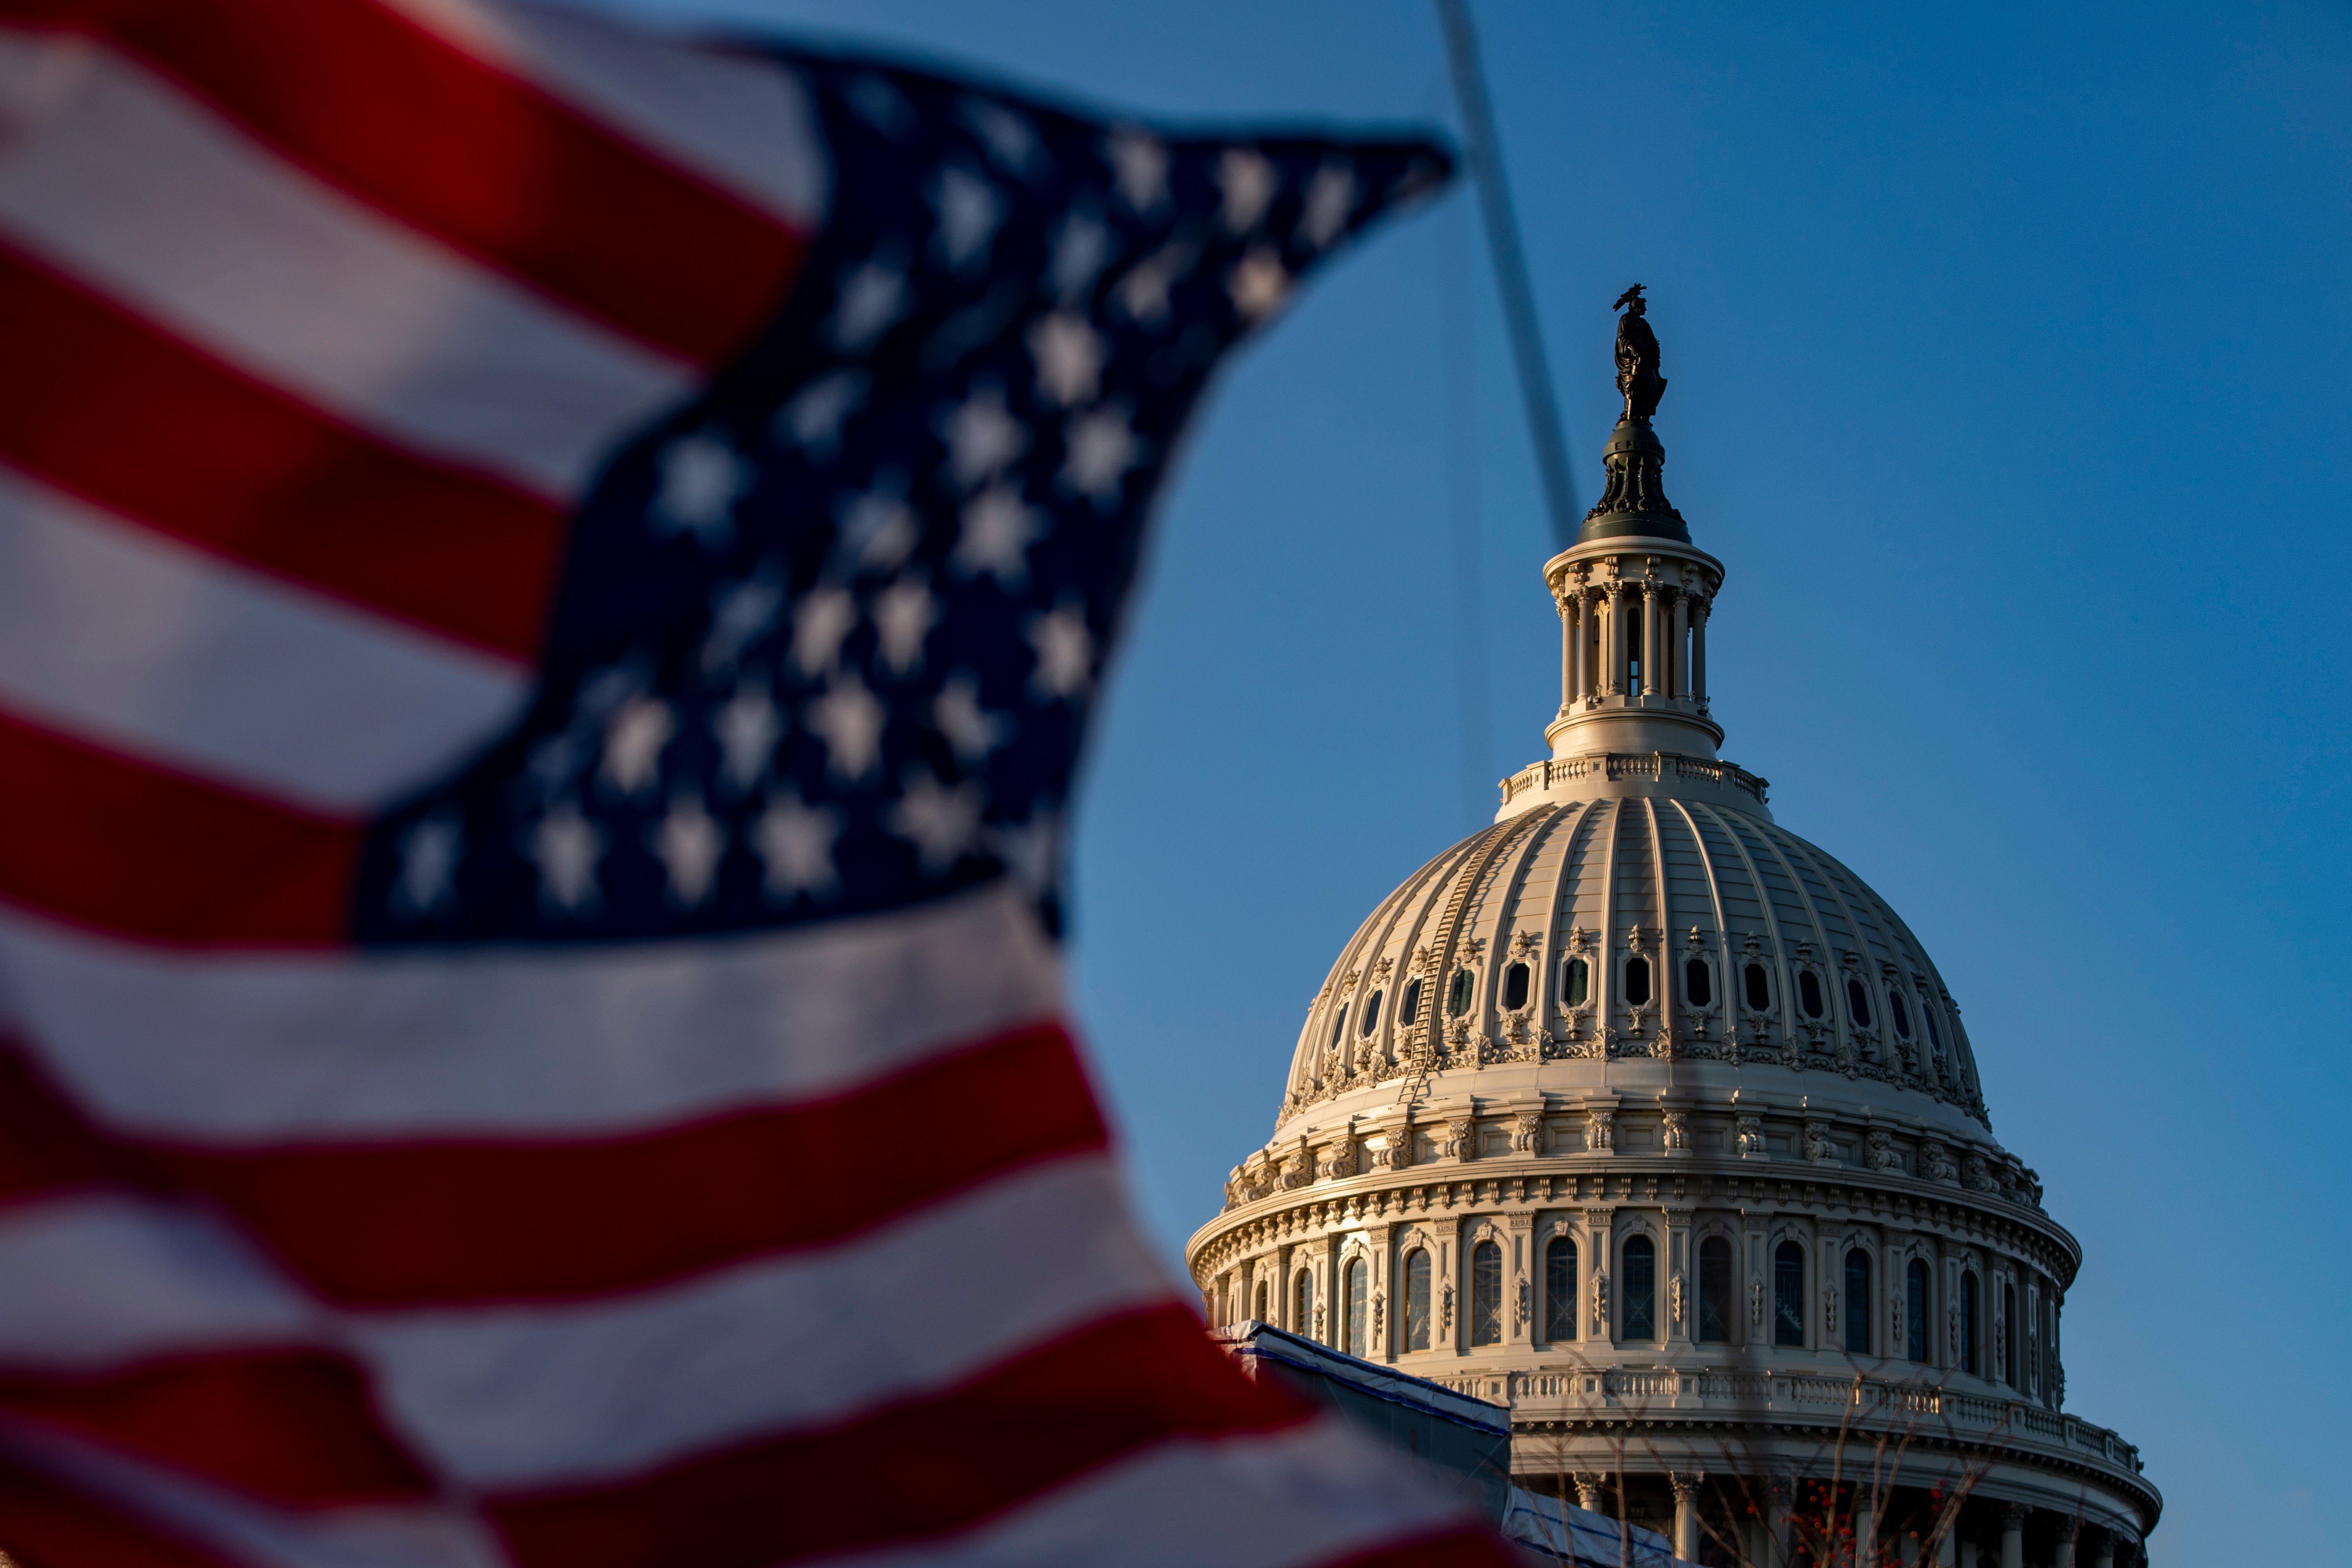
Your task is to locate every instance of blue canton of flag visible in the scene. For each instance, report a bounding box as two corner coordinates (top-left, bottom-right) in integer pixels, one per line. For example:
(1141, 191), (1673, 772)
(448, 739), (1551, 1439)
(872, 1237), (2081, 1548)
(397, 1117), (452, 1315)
(359, 56), (1450, 946)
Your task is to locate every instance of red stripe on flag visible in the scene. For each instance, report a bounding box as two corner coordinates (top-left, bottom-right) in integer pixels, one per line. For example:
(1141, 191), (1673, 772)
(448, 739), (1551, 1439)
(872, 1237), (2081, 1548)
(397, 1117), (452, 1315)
(10, 0), (809, 365)
(0, 710), (357, 947)
(0, 243), (564, 659)
(484, 1304), (1308, 1568)
(0, 1023), (1105, 1304)
(0, 1462), (250, 1568)
(0, 1350), (435, 1510)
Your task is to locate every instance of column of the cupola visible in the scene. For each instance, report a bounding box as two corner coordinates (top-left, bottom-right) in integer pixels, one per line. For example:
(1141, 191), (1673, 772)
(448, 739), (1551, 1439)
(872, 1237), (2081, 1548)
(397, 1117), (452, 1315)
(1556, 591), (1575, 712)
(1641, 583), (1662, 696)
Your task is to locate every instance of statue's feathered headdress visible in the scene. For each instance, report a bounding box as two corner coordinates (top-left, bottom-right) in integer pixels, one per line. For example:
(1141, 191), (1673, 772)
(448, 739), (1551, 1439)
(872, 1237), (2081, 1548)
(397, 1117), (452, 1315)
(1613, 283), (1646, 312)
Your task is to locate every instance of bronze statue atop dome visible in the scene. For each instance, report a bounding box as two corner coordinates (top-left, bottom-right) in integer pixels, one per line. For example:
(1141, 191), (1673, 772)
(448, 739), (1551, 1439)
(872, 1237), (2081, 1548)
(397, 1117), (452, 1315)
(1612, 283), (1667, 423)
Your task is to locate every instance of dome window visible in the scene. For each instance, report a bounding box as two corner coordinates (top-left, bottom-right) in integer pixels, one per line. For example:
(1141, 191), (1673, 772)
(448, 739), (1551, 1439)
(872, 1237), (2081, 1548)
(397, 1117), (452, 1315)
(1683, 958), (1711, 1009)
(1360, 991), (1382, 1036)
(1398, 977), (1422, 1027)
(1623, 955), (1653, 1007)
(1544, 1236), (1577, 1342)
(1773, 1241), (1806, 1346)
(1844, 976), (1871, 1028)
(1906, 1258), (1930, 1363)
(1562, 957), (1590, 1006)
(1328, 1004), (1347, 1048)
(1502, 962), (1530, 1011)
(1470, 1241), (1503, 1346)
(1254, 1280), (1268, 1322)
(1798, 970), (1825, 1018)
(1446, 969), (1473, 1018)
(1697, 1236), (1733, 1344)
(1404, 1249), (1432, 1350)
(1844, 1248), (1872, 1355)
(1345, 1258), (1369, 1357)
(1887, 987), (1912, 1038)
(1743, 962), (1771, 1011)
(1294, 1270), (1314, 1340)
(1621, 1234), (1657, 1340)
(1961, 1270), (1980, 1376)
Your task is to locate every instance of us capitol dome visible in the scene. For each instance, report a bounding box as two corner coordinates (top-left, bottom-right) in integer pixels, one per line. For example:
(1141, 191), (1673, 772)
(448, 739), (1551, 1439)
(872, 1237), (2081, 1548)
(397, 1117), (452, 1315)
(1186, 293), (2158, 1567)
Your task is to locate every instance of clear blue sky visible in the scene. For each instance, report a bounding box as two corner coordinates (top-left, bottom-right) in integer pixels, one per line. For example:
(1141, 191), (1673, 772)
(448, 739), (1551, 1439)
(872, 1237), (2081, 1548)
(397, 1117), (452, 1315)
(620, 3), (2349, 1561)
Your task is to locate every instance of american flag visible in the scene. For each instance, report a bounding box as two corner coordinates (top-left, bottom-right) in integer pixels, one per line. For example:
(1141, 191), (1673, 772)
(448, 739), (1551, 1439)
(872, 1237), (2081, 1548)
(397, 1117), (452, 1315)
(0, 2), (1510, 1566)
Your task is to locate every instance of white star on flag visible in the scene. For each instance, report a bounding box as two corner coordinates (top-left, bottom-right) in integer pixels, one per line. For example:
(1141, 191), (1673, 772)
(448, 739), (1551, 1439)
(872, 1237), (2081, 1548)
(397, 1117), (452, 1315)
(961, 98), (1040, 175)
(828, 257), (907, 350)
(872, 577), (938, 674)
(1029, 312), (1105, 406)
(838, 482), (918, 570)
(753, 790), (840, 900)
(888, 767), (982, 872)
(1105, 127), (1168, 212)
(1049, 211), (1113, 302)
(712, 680), (780, 793)
(808, 672), (887, 779)
(701, 572), (784, 675)
(1062, 404), (1141, 506)
(932, 164), (1003, 270)
(942, 385), (1029, 487)
(1228, 247), (1290, 322)
(652, 792), (724, 906)
(790, 587), (858, 675)
(954, 482), (1039, 586)
(992, 804), (1061, 896)
(1026, 602), (1093, 699)
(601, 696), (675, 797)
(1113, 244), (1189, 327)
(531, 802), (604, 913)
(773, 370), (867, 457)
(933, 672), (1011, 760)
(653, 434), (748, 547)
(1217, 147), (1278, 232)
(394, 816), (461, 915)
(1301, 162), (1357, 249)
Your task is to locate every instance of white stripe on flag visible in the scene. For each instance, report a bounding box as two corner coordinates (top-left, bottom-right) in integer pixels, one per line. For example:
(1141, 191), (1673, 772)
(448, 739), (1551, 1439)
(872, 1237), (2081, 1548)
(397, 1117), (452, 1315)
(0, 883), (1063, 1138)
(0, 466), (528, 813)
(829, 1420), (1476, 1568)
(0, 31), (694, 500)
(379, 0), (829, 231)
(352, 1155), (1168, 1488)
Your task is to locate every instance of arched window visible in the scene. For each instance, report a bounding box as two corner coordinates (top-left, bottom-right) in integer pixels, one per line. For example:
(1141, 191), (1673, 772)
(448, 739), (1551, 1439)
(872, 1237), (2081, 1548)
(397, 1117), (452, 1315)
(1623, 955), (1653, 1007)
(1471, 1241), (1503, 1347)
(1398, 977), (1421, 1027)
(1345, 1258), (1369, 1358)
(1562, 957), (1590, 1006)
(1621, 1234), (1657, 1340)
(1961, 1270), (1980, 1375)
(1254, 1280), (1269, 1323)
(1544, 1236), (1577, 1343)
(1405, 1249), (1432, 1351)
(1744, 962), (1771, 1011)
(1887, 987), (1912, 1038)
(1684, 958), (1711, 1008)
(1906, 1258), (1930, 1363)
(1446, 969), (1473, 1018)
(1844, 1249), (1871, 1354)
(1294, 1270), (1315, 1341)
(1329, 1004), (1347, 1047)
(1774, 1241), (1806, 1346)
(1502, 962), (1530, 1011)
(2003, 1281), (2019, 1385)
(1697, 1236), (1733, 1343)
(1798, 971), (1826, 1018)
(1845, 976), (1872, 1029)
(1361, 991), (1382, 1035)
(1626, 599), (1644, 691)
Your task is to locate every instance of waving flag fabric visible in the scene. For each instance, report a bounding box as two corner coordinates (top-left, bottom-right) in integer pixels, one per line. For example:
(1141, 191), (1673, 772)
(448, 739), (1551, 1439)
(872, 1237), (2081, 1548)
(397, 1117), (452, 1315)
(0, 3), (1505, 1566)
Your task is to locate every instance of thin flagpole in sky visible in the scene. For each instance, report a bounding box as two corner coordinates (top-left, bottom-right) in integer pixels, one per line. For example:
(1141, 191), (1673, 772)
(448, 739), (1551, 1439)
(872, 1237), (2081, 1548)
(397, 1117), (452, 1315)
(1433, 0), (1581, 551)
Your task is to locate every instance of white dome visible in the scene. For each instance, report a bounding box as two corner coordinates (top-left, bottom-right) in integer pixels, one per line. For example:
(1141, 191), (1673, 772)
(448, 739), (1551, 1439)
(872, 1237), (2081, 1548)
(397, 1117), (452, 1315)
(1277, 782), (1993, 1148)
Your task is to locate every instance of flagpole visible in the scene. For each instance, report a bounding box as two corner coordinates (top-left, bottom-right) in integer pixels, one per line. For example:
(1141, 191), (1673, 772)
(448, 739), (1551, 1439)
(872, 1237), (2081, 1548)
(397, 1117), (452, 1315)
(1433, 0), (1581, 550)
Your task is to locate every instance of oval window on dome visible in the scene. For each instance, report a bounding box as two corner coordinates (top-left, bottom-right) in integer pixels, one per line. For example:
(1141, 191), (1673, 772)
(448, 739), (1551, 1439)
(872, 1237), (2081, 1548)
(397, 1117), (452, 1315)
(1502, 962), (1530, 1011)
(1623, 955), (1653, 1008)
(1887, 987), (1912, 1038)
(1361, 990), (1382, 1036)
(1744, 962), (1771, 1011)
(1799, 970), (1825, 1018)
(1446, 969), (1473, 1017)
(1845, 976), (1872, 1029)
(1562, 957), (1590, 1006)
(1684, 958), (1711, 1009)
(1398, 977), (1421, 1027)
